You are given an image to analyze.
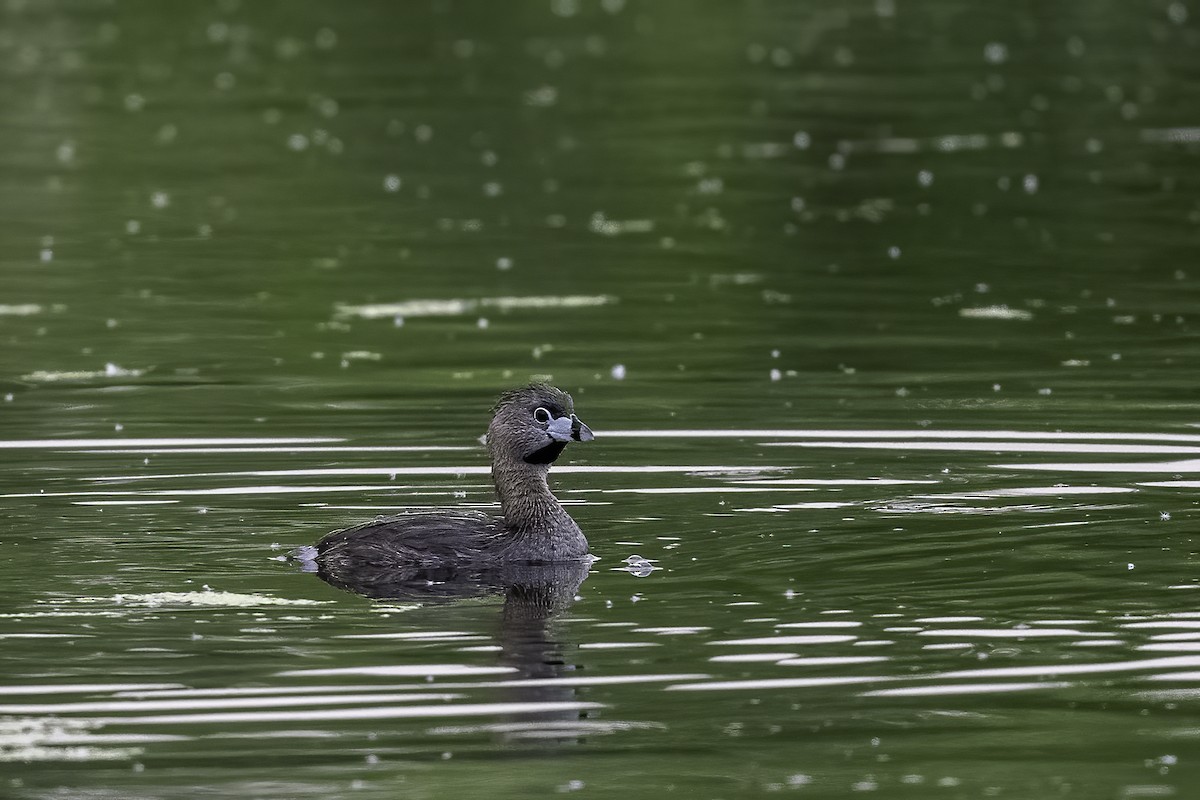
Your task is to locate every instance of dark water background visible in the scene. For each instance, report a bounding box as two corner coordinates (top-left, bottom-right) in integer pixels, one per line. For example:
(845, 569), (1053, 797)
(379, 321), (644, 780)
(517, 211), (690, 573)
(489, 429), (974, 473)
(3, 1), (1200, 797)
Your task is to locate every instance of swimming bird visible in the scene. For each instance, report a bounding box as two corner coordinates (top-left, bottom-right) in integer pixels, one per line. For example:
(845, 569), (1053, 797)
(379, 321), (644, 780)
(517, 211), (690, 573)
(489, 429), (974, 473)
(302, 383), (595, 588)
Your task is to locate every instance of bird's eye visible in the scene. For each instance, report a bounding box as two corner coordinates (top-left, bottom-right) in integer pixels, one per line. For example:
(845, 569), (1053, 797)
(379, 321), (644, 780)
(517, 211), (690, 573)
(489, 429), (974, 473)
(533, 407), (551, 424)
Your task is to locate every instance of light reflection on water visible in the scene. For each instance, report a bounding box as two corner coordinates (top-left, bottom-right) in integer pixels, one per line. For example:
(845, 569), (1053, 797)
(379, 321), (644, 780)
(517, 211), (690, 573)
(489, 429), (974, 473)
(3, 426), (1200, 774)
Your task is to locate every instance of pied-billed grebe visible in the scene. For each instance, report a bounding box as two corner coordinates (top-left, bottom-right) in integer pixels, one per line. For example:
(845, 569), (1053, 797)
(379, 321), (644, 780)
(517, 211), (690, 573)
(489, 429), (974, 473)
(301, 383), (595, 579)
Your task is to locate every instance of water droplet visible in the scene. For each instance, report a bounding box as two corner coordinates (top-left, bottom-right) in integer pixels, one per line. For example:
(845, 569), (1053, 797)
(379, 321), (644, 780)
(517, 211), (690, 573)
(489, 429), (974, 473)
(383, 174), (401, 192)
(611, 364), (627, 380)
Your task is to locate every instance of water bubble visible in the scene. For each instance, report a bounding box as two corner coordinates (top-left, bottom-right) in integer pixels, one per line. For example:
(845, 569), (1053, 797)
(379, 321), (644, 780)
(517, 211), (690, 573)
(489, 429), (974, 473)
(1022, 174), (1038, 194)
(214, 71), (236, 90)
(887, 246), (901, 259)
(476, 317), (489, 329)
(56, 140), (75, 165)
(983, 42), (1008, 65)
(551, 0), (581, 17)
(414, 124), (433, 143)
(383, 174), (401, 192)
(611, 364), (627, 380)
(601, 0), (626, 13)
(483, 181), (503, 197)
(524, 86), (558, 107)
(315, 27), (338, 49)
(151, 191), (170, 209)
(1168, 2), (1188, 24)
(622, 555), (656, 577)
(206, 21), (230, 43)
(496, 257), (513, 270)
(126, 220), (141, 235)
(315, 97), (339, 118)
(917, 169), (934, 187)
(452, 39), (475, 59)
(769, 368), (782, 381)
(287, 133), (309, 151)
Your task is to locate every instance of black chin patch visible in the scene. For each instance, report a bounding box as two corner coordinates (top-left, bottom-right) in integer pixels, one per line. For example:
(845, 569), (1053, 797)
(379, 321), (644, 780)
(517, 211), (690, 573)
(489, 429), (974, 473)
(524, 441), (567, 464)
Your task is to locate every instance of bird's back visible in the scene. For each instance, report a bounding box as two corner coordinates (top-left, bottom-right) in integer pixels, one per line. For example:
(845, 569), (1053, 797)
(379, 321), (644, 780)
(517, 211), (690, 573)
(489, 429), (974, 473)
(312, 509), (504, 573)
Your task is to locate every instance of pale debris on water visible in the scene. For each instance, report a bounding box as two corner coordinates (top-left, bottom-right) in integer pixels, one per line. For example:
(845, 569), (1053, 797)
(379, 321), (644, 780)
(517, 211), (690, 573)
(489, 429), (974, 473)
(958, 305), (1034, 321)
(0, 303), (46, 316)
(88, 591), (330, 608)
(335, 295), (616, 320)
(20, 364), (146, 382)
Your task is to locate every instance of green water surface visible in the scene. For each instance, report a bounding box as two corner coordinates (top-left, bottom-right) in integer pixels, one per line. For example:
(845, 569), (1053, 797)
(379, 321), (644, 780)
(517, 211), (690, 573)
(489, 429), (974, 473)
(3, 1), (1200, 798)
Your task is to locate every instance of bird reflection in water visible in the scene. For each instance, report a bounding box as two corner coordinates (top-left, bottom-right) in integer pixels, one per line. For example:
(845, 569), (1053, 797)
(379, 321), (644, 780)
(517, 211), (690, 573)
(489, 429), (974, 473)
(308, 557), (597, 745)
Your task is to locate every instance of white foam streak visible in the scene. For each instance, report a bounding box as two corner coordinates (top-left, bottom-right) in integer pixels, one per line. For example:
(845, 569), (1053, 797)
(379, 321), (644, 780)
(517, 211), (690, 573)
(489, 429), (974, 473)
(0, 693), (461, 714)
(599, 429), (1200, 443)
(0, 437), (342, 449)
(278, 664), (516, 678)
(86, 701), (603, 726)
(861, 682), (1066, 697)
(85, 465), (778, 483)
(710, 635), (858, 646)
(0, 684), (185, 696)
(769, 442), (1200, 455)
(667, 676), (887, 691)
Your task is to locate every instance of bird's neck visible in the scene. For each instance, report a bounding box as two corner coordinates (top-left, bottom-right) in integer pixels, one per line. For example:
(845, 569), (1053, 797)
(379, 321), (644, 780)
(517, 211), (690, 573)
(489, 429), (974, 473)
(491, 459), (570, 533)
